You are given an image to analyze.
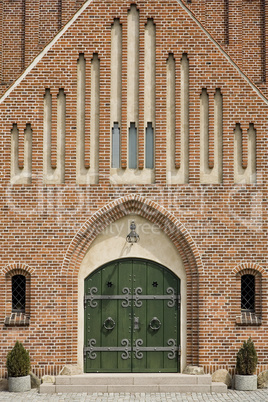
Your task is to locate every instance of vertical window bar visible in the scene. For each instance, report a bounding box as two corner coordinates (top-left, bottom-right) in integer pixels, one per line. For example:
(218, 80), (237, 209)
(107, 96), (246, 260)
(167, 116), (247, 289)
(112, 122), (120, 168)
(129, 122), (137, 169)
(145, 122), (154, 168)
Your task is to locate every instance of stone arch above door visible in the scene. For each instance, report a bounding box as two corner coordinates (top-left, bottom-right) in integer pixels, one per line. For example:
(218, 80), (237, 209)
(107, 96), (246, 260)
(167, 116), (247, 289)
(62, 194), (202, 370)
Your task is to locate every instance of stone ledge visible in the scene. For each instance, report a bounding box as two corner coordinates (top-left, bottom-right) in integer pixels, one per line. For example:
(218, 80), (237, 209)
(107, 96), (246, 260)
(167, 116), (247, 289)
(236, 312), (261, 326)
(4, 313), (30, 326)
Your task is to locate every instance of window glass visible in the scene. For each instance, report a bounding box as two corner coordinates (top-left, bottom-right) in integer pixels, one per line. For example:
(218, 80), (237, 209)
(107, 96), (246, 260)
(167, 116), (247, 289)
(241, 274), (255, 312)
(145, 122), (154, 168)
(129, 123), (137, 169)
(12, 275), (26, 313)
(112, 123), (120, 168)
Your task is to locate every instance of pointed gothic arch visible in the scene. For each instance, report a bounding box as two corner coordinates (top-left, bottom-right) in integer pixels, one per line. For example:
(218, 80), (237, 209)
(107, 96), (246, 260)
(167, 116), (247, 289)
(61, 194), (203, 368)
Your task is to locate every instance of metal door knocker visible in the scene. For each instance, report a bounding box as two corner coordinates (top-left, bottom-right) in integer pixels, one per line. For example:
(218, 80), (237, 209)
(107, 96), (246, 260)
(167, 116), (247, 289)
(103, 316), (116, 330)
(149, 317), (161, 331)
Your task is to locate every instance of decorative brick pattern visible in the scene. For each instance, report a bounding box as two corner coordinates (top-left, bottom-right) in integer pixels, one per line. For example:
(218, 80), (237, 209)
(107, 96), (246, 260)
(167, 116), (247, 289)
(0, 1), (267, 96)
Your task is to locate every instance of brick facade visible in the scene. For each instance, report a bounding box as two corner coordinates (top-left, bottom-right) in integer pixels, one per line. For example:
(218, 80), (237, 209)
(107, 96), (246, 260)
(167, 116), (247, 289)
(1, 1), (268, 96)
(0, 0), (268, 377)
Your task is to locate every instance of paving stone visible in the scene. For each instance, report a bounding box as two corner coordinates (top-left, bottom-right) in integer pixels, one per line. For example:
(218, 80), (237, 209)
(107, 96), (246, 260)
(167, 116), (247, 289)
(1, 389), (268, 401)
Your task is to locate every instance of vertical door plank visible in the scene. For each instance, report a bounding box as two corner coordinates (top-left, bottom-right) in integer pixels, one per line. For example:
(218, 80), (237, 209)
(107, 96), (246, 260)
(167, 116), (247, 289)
(101, 262), (119, 371)
(132, 259), (147, 372)
(163, 266), (179, 371)
(84, 269), (102, 371)
(117, 260), (132, 371)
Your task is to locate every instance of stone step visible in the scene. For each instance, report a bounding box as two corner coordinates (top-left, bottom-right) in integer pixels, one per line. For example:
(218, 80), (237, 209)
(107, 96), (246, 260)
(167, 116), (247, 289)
(40, 381), (227, 394)
(40, 373), (227, 394)
(55, 373), (212, 386)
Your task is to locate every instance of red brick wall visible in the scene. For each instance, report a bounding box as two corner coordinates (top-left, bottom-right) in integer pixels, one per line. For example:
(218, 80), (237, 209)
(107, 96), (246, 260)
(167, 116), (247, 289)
(0, 0), (79, 96)
(242, 0), (265, 84)
(188, 0), (266, 89)
(39, 1), (61, 47)
(0, 0), (268, 378)
(204, 0), (228, 46)
(0, 0), (267, 96)
(2, 0), (24, 85)
(24, 0), (40, 67)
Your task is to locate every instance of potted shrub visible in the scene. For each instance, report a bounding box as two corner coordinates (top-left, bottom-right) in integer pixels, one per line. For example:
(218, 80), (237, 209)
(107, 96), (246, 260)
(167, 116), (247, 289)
(6, 341), (31, 392)
(235, 337), (258, 391)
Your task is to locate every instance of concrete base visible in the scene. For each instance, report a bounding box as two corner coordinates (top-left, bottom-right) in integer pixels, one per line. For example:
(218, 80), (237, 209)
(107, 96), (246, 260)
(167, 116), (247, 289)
(40, 373), (227, 394)
(8, 375), (31, 392)
(235, 374), (257, 391)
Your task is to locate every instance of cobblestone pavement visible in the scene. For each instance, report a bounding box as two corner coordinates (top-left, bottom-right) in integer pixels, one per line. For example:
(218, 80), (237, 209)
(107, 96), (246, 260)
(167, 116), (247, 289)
(1, 389), (268, 401)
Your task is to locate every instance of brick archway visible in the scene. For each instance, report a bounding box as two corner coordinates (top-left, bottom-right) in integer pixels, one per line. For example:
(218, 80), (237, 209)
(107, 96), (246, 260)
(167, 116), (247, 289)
(62, 194), (203, 367)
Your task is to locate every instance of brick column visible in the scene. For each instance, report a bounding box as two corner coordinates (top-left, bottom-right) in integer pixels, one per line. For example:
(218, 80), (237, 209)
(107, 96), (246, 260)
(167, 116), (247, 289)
(228, 0), (243, 67)
(61, 0), (77, 26)
(264, 0), (268, 83)
(2, 0), (24, 83)
(24, 0), (40, 67)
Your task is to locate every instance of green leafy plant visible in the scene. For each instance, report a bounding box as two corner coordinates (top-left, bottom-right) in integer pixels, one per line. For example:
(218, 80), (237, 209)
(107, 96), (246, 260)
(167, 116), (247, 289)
(236, 337), (258, 375)
(6, 341), (31, 377)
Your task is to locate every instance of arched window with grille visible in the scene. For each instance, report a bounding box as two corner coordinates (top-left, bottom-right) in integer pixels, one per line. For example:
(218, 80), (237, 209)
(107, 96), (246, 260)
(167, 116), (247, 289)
(4, 268), (31, 326)
(12, 275), (26, 313)
(241, 274), (255, 312)
(235, 268), (262, 326)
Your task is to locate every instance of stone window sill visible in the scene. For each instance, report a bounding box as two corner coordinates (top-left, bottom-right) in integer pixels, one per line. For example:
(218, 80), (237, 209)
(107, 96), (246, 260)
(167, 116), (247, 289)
(4, 313), (30, 327)
(236, 312), (261, 326)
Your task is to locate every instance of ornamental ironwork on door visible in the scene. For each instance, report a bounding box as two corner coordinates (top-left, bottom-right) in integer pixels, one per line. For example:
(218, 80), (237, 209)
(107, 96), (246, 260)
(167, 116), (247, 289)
(84, 259), (180, 372)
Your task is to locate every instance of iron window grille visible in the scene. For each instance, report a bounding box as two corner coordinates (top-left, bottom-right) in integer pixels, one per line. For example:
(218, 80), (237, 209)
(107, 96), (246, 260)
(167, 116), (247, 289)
(12, 275), (26, 313)
(241, 274), (255, 312)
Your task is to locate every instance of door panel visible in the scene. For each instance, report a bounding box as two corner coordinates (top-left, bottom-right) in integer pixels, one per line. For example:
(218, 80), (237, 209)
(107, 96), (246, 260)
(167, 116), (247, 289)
(84, 258), (180, 372)
(84, 260), (132, 372)
(132, 260), (179, 372)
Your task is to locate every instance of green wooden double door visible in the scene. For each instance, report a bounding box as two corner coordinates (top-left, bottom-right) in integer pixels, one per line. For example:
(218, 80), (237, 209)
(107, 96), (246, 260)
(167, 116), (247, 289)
(84, 258), (180, 372)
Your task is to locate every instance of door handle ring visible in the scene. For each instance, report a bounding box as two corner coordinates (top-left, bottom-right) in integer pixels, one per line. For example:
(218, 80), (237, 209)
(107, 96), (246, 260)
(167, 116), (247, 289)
(103, 316), (116, 330)
(149, 316), (161, 331)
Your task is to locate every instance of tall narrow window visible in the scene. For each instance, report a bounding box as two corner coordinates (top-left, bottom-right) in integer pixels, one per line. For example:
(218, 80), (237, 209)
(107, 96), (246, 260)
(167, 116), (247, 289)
(12, 275), (26, 313)
(145, 123), (154, 168)
(129, 122), (137, 169)
(241, 274), (255, 312)
(112, 123), (120, 168)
